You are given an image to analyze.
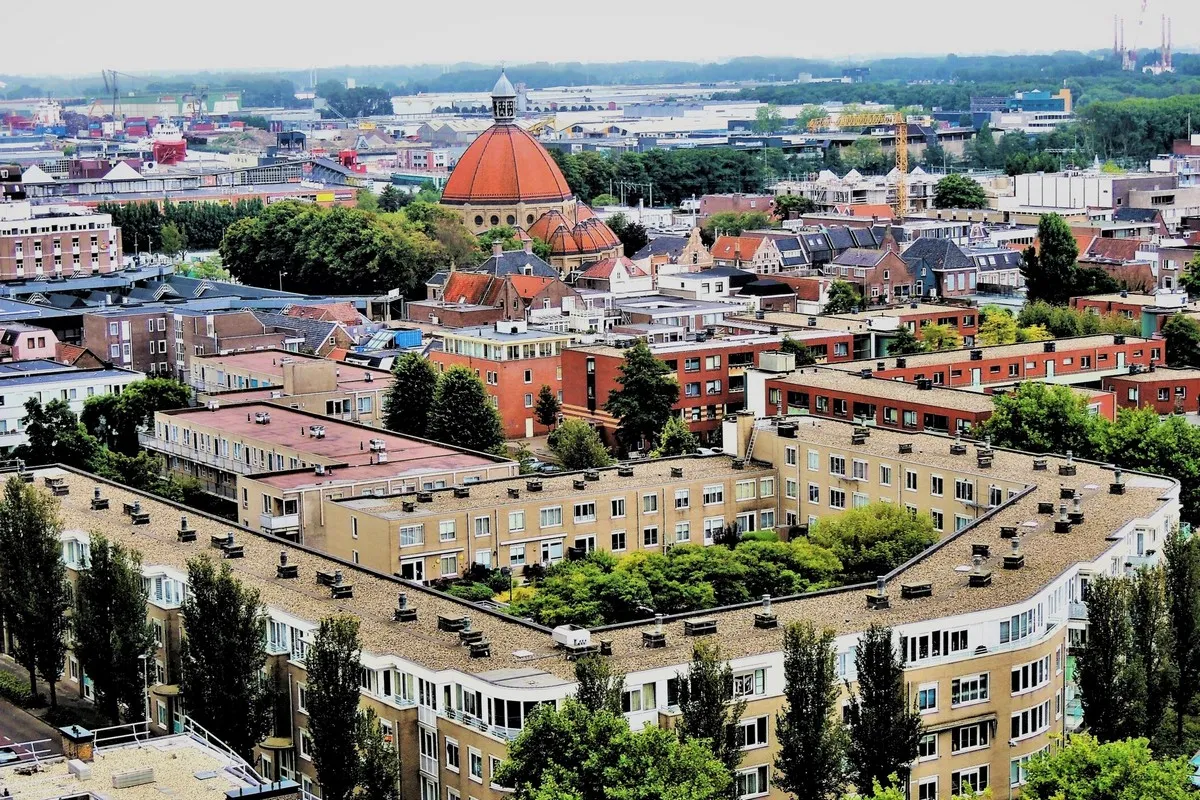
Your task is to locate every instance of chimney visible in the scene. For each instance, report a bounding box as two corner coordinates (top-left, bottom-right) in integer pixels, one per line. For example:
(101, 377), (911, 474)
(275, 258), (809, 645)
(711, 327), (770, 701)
(867, 576), (890, 609)
(492, 240), (503, 257)
(60, 725), (95, 762)
(524, 238), (533, 254)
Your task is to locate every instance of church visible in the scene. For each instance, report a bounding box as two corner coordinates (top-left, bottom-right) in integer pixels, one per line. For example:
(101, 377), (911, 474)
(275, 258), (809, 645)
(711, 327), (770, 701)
(439, 72), (623, 274)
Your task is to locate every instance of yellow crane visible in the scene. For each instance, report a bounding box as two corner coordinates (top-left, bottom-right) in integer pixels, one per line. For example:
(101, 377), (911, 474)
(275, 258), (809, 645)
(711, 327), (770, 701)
(807, 112), (908, 217)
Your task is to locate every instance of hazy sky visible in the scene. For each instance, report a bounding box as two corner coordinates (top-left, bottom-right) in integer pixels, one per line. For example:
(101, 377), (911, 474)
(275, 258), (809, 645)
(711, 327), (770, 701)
(6, 0), (1198, 76)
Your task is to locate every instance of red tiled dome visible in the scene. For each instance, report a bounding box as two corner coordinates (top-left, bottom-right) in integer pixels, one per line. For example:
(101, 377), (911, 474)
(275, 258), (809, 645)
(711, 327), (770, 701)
(442, 124), (573, 205)
(573, 221), (612, 254)
(585, 217), (621, 249)
(526, 209), (568, 243)
(547, 224), (582, 255)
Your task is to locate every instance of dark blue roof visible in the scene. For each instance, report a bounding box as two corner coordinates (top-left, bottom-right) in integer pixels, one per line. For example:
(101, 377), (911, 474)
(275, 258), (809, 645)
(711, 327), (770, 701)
(632, 236), (689, 261)
(477, 251), (558, 278)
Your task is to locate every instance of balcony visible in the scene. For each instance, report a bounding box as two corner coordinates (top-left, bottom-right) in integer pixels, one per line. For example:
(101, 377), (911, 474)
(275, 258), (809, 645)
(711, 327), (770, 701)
(418, 753), (438, 777)
(417, 705), (437, 728)
(139, 432), (249, 475)
(1069, 601), (1088, 621)
(1124, 553), (1156, 571)
(259, 512), (300, 534)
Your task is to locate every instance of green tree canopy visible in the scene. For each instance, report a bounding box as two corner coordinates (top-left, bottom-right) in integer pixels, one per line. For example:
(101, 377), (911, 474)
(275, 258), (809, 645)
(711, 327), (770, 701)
(428, 366), (505, 453)
(921, 323), (961, 350)
(780, 337), (820, 365)
(845, 625), (923, 794)
(650, 414), (699, 458)
(1162, 313), (1200, 368)
(975, 305), (1018, 346)
(306, 616), (365, 800)
(979, 381), (1104, 458)
(607, 213), (650, 257)
(549, 419), (615, 470)
(774, 194), (816, 219)
(1023, 735), (1192, 800)
(825, 281), (863, 315)
(932, 174), (988, 209)
(535, 384), (561, 429)
(809, 502), (938, 583)
(604, 340), (679, 454)
(573, 654), (624, 716)
(677, 640), (747, 786)
(775, 621), (849, 800)
(382, 353), (439, 436)
(885, 327), (925, 356)
(1022, 213), (1080, 305)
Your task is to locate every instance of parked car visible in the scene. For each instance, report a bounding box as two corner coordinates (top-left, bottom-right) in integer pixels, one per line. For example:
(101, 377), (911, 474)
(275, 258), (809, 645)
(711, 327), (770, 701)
(0, 746), (21, 765)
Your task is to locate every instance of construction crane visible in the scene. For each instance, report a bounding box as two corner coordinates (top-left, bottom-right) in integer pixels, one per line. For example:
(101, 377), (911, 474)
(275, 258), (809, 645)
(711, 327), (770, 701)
(807, 112), (908, 217)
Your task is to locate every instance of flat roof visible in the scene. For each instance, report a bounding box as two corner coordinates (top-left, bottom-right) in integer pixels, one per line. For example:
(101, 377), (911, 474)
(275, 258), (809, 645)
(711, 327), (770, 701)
(773, 367), (996, 412)
(443, 326), (573, 343)
(832, 334), (1152, 371)
(828, 303), (966, 320)
(1110, 367), (1200, 383)
(568, 334), (784, 358)
(1076, 292), (1200, 310)
(159, 402), (504, 469)
(195, 350), (393, 387)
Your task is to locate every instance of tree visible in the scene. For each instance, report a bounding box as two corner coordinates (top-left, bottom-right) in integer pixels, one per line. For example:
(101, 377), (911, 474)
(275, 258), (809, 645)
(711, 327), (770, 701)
(604, 340), (679, 454)
(677, 640), (747, 786)
(535, 384), (561, 430)
(428, 366), (505, 453)
(355, 188), (379, 212)
(0, 479), (70, 708)
(606, 213), (650, 257)
(825, 281), (862, 315)
(1022, 213), (1079, 305)
(15, 397), (98, 468)
(775, 621), (848, 800)
(932, 174), (987, 209)
(920, 323), (961, 351)
(752, 104), (786, 135)
(179, 555), (272, 759)
(1179, 254), (1200, 299)
(1078, 574), (1133, 741)
(496, 699), (731, 800)
(1162, 314), (1200, 368)
(1023, 735), (1192, 800)
(702, 211), (773, 241)
(774, 194), (816, 220)
(885, 327), (924, 356)
(1163, 527), (1200, 747)
(573, 654), (624, 715)
(81, 378), (190, 455)
(650, 414), (699, 459)
(549, 419), (614, 470)
(378, 185), (404, 213)
(809, 502), (938, 583)
(781, 337), (819, 365)
(844, 626), (922, 794)
(356, 708), (401, 800)
(382, 353), (439, 437)
(1127, 566), (1169, 744)
(159, 222), (187, 256)
(306, 616), (364, 800)
(975, 305), (1018, 346)
(73, 536), (155, 722)
(979, 381), (1103, 459)
(590, 193), (620, 207)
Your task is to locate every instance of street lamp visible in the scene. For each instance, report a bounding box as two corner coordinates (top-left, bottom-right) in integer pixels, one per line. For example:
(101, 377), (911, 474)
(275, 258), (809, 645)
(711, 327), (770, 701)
(137, 654), (150, 729)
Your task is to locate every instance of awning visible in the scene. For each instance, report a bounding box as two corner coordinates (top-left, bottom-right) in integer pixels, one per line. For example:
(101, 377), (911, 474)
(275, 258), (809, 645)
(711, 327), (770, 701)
(922, 711), (997, 735)
(260, 737), (294, 750)
(150, 684), (181, 697)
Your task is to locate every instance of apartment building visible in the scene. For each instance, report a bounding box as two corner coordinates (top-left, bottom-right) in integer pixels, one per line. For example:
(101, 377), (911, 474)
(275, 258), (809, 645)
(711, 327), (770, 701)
(0, 324), (58, 362)
(0, 361), (141, 449)
(172, 309), (302, 380)
(0, 201), (122, 281)
(22, 406), (1177, 800)
(83, 306), (176, 376)
(1103, 366), (1200, 414)
(192, 350), (393, 428)
(824, 335), (1160, 389)
(142, 403), (516, 532)
(561, 335), (785, 446)
(1070, 290), (1199, 336)
(429, 322), (570, 439)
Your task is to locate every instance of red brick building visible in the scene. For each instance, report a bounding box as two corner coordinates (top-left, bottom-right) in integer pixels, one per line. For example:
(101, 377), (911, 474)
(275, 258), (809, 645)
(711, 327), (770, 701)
(562, 335), (788, 446)
(429, 322), (570, 439)
(1103, 366), (1200, 414)
(0, 204), (122, 281)
(1071, 291), (1200, 335)
(827, 247), (910, 305)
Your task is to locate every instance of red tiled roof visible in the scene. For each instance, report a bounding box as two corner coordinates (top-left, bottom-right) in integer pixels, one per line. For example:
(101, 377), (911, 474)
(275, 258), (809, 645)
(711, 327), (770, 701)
(441, 272), (493, 305)
(507, 275), (554, 298)
(710, 235), (765, 261)
(442, 124), (573, 205)
(579, 256), (646, 279)
(285, 301), (365, 325)
(834, 203), (895, 220)
(54, 342), (89, 365)
(1086, 237), (1147, 263)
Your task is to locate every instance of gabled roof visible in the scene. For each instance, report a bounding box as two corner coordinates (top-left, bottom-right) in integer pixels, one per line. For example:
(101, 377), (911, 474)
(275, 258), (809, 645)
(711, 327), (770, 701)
(901, 238), (974, 271)
(825, 226), (857, 251)
(441, 272), (493, 305)
(833, 248), (888, 268)
(1085, 237), (1147, 263)
(284, 301), (367, 326)
(20, 165), (54, 184)
(476, 250), (558, 278)
(710, 235), (765, 261)
(506, 274), (557, 298)
(579, 256), (647, 280)
(849, 227), (881, 248)
(1113, 208), (1162, 224)
(252, 311), (338, 353)
(101, 161), (143, 181)
(632, 236), (689, 261)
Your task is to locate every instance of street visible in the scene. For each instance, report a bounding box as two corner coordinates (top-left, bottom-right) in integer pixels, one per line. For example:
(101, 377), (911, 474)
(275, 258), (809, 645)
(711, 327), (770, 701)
(0, 698), (60, 762)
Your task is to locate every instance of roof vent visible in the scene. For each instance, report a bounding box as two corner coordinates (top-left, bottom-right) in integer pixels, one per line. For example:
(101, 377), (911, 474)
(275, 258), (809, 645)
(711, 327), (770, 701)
(526, 479), (543, 492)
(1000, 525), (1018, 539)
(437, 615), (469, 632)
(617, 465), (635, 478)
(971, 543), (990, 558)
(898, 442), (913, 454)
(900, 581), (932, 599)
(453, 486), (470, 498)
(896, 357), (907, 368)
(950, 436), (968, 455)
(211, 531), (236, 552)
(599, 640), (613, 656)
(642, 614), (667, 648)
(1060, 485), (1075, 500)
(91, 486), (109, 511)
(369, 438), (387, 452)
(584, 470), (600, 481)
(277, 550), (298, 579)
(123, 499), (150, 525)
(969, 349), (983, 361)
(860, 367), (873, 379)
(916, 378), (933, 390)
(394, 592), (417, 622)
(1033, 456), (1048, 471)
(1043, 341), (1056, 353)
(402, 500), (415, 513)
(315, 464), (326, 476)
(309, 425), (326, 439)
(1059, 452), (1077, 477)
(1114, 334), (1126, 345)
(254, 411), (272, 424)
(1069, 491), (1085, 524)
(876, 360), (886, 371)
(1037, 501), (1055, 514)
(469, 640), (492, 658)
(573, 479), (586, 490)
(1110, 468), (1126, 495)
(684, 618), (718, 637)
(754, 594), (778, 628)
(670, 466), (684, 478)
(977, 451), (993, 469)
(507, 487), (521, 499)
(732, 459), (745, 470)
(416, 491), (434, 502)
(851, 431), (867, 445)
(1055, 502), (1073, 533)
(177, 515), (196, 543)
(1003, 536), (1025, 570)
(867, 576), (890, 609)
(967, 555), (993, 587)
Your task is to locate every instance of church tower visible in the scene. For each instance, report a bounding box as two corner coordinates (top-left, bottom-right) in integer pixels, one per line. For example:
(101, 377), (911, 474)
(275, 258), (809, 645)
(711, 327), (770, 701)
(491, 71), (516, 123)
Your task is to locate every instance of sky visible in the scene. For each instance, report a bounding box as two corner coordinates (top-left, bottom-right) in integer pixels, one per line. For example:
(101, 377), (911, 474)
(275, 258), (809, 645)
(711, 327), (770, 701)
(5, 0), (1199, 77)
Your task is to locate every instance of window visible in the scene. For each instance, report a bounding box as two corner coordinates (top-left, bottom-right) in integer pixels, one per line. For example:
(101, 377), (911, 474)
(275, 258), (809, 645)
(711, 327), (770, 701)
(439, 521), (456, 542)
(989, 486), (1003, 507)
(732, 669), (766, 697)
(735, 480), (756, 500)
(829, 454), (846, 476)
(300, 730), (314, 760)
(884, 406), (898, 424)
(930, 509), (944, 531)
(685, 382), (701, 398)
(474, 516), (490, 538)
(735, 716), (768, 749)
(611, 530), (626, 551)
(736, 765), (768, 799)
(759, 478), (775, 497)
(703, 517), (724, 544)
(829, 488), (846, 509)
(951, 766), (988, 796)
(952, 673), (989, 706)
(930, 475), (944, 496)
(445, 737), (461, 771)
(1000, 608), (1038, 644)
(807, 483), (820, 503)
(905, 470), (918, 491)
(643, 493), (659, 513)
(469, 748), (484, 782)
(643, 526), (659, 547)
(703, 485), (724, 505)
(675, 521), (691, 542)
(807, 450), (819, 470)
(955, 479), (974, 502)
(684, 357), (700, 372)
(399, 524), (424, 547)
(917, 683), (938, 713)
(508, 510), (525, 532)
(611, 498), (626, 518)
(574, 502), (596, 522)
(880, 465), (892, 486)
(1011, 655), (1051, 694)
(509, 545), (525, 565)
(918, 779), (938, 800)
(917, 733), (938, 761)
(622, 682), (657, 712)
(951, 722), (990, 753)
(705, 380), (722, 395)
(675, 489), (690, 509)
(540, 506), (563, 528)
(784, 478), (798, 499)
(1010, 700), (1051, 740)
(524, 393), (533, 408)
(705, 354), (722, 370)
(1011, 747), (1050, 787)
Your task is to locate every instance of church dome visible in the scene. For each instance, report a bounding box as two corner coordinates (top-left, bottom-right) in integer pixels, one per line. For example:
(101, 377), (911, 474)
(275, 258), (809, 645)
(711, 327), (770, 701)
(441, 71), (574, 206)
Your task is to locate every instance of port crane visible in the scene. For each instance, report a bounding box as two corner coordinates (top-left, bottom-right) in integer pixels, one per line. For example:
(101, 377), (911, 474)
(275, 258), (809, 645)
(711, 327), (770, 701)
(807, 111), (909, 217)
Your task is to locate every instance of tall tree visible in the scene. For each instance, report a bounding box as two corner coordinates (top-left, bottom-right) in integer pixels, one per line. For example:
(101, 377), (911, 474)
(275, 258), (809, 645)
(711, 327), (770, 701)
(1127, 566), (1169, 744)
(975, 305), (1018, 346)
(1162, 314), (1200, 369)
(179, 555), (272, 759)
(979, 381), (1104, 459)
(932, 174), (987, 209)
(356, 708), (401, 800)
(885, 327), (925, 356)
(382, 353), (439, 436)
(1164, 527), (1200, 747)
(0, 479), (70, 707)
(1078, 574), (1133, 741)
(1023, 735), (1192, 800)
(549, 419), (614, 470)
(535, 384), (561, 430)
(606, 213), (650, 257)
(650, 414), (699, 458)
(775, 621), (848, 800)
(780, 337), (819, 365)
(824, 281), (862, 315)
(73, 535), (155, 722)
(774, 194), (816, 220)
(305, 616), (364, 800)
(428, 366), (505, 453)
(378, 185), (404, 213)
(604, 340), (679, 453)
(677, 640), (747, 788)
(573, 654), (624, 715)
(920, 323), (961, 350)
(844, 625), (922, 794)
(1021, 213), (1079, 305)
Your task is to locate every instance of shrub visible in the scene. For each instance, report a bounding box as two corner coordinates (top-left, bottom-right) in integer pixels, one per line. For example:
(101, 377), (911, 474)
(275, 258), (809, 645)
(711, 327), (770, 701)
(740, 530), (779, 543)
(446, 583), (496, 602)
(0, 671), (33, 706)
